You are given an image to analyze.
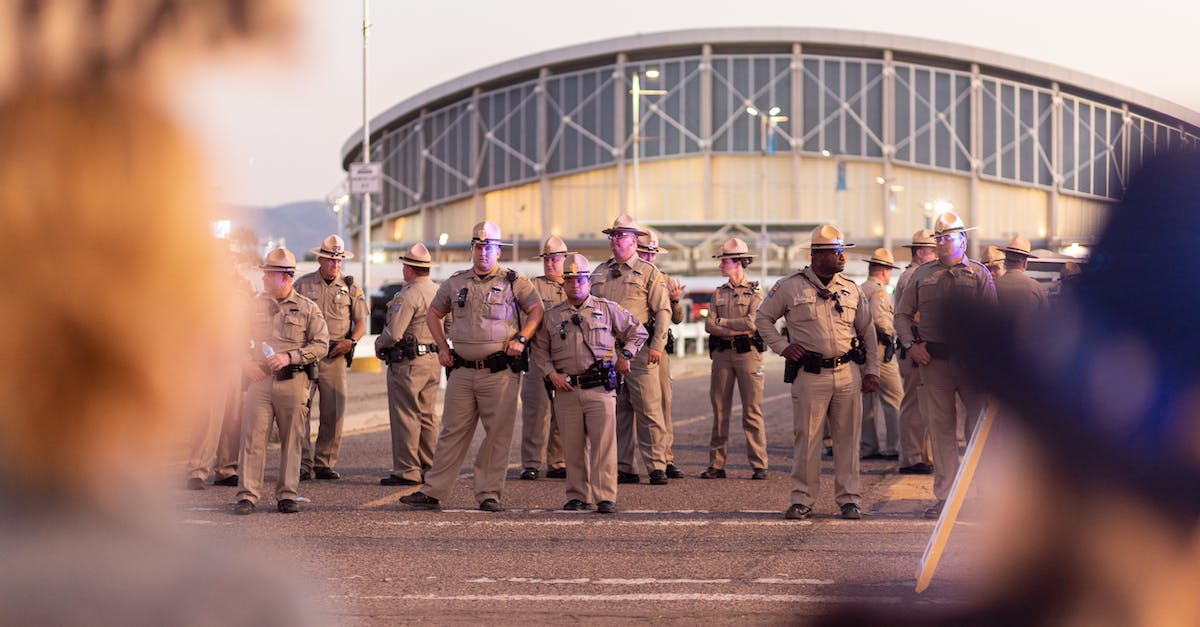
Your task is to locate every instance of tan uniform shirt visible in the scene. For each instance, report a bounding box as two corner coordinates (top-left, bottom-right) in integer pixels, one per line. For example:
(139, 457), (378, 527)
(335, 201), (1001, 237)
(861, 277), (895, 337)
(430, 265), (540, 360)
(755, 267), (880, 377)
(994, 268), (1048, 315)
(375, 276), (438, 352)
(895, 258), (997, 346)
(533, 295), (648, 376)
(250, 290), (329, 366)
(294, 272), (367, 341)
(589, 256), (672, 351)
(531, 275), (567, 310)
(705, 279), (762, 338)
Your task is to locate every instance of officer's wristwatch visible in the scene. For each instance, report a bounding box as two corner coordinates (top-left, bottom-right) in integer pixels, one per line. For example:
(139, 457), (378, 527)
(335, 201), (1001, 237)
(516, 335), (528, 345)
(620, 348), (634, 360)
(901, 340), (913, 350)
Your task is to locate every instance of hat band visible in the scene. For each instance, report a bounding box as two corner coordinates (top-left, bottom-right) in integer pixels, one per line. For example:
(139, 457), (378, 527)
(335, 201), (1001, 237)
(320, 248), (346, 256)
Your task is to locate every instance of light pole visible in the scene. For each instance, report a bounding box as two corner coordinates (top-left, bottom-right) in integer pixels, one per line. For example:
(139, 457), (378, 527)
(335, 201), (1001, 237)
(746, 105), (788, 288)
(630, 70), (666, 216)
(359, 0), (372, 290)
(875, 177), (903, 250)
(437, 232), (448, 264)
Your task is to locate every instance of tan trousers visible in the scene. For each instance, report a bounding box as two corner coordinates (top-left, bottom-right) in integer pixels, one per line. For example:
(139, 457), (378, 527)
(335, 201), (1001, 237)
(659, 352), (676, 466)
(302, 356), (347, 472)
(789, 363), (862, 508)
(898, 357), (933, 467)
(236, 374), (309, 505)
(707, 348), (767, 471)
(186, 371), (242, 481)
(918, 357), (987, 500)
(385, 354), (442, 482)
(616, 348), (668, 475)
(861, 354), (902, 456)
(421, 366), (520, 505)
(553, 385), (618, 504)
(519, 359), (565, 471)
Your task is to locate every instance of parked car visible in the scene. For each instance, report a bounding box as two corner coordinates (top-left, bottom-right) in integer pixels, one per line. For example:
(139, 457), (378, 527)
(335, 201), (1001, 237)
(369, 282), (405, 335)
(683, 289), (713, 322)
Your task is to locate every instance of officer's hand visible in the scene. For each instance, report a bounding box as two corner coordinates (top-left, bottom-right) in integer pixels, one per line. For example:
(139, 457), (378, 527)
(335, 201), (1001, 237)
(375, 349), (387, 361)
(438, 349), (454, 369)
(616, 357), (632, 374)
(669, 279), (684, 301)
(780, 344), (805, 361)
(266, 352), (291, 372)
(908, 342), (932, 366)
(861, 373), (880, 394)
(505, 338), (525, 357)
(548, 372), (573, 392)
(243, 362), (267, 382)
(647, 348), (662, 364)
(328, 339), (354, 358)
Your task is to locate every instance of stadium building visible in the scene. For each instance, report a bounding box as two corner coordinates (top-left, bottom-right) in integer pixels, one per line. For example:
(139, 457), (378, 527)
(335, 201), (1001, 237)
(340, 27), (1200, 277)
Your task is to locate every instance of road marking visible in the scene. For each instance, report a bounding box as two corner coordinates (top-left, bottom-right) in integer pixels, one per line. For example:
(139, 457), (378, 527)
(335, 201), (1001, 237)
(330, 592), (950, 604)
(371, 518), (814, 527)
(467, 577), (734, 585)
(675, 391), (791, 427)
(754, 578), (835, 585)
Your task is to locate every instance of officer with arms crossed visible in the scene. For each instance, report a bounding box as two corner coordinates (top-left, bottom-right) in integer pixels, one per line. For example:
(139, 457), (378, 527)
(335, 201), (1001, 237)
(756, 226), (879, 521)
(518, 236), (570, 481)
(294, 234), (367, 481)
(635, 229), (686, 479)
(895, 211), (996, 519)
(701, 238), (768, 480)
(376, 243), (441, 486)
(401, 222), (543, 512)
(235, 248), (329, 515)
(533, 253), (648, 514)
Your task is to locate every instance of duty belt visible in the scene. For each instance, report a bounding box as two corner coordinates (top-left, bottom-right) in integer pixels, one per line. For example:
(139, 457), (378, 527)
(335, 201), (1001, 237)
(818, 352), (856, 368)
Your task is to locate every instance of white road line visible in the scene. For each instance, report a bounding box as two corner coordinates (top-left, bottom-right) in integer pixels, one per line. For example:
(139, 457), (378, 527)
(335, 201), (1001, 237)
(330, 592), (946, 604)
(372, 519), (811, 527)
(754, 578), (835, 585)
(466, 577), (734, 585)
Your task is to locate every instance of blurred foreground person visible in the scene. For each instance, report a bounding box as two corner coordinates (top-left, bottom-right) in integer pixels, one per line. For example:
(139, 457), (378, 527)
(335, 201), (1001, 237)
(0, 1), (313, 624)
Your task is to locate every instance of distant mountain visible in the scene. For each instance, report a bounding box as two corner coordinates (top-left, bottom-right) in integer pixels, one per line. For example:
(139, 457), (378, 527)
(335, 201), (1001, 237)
(219, 200), (337, 259)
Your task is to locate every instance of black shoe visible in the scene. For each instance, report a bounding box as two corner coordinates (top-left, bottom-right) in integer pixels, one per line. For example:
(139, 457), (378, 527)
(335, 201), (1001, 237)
(665, 464), (685, 479)
(299, 469), (313, 481)
(277, 499), (300, 514)
(519, 467), (539, 481)
(785, 503), (812, 520)
(380, 475), (420, 486)
(899, 463), (934, 475)
(880, 453), (900, 460)
(399, 492), (441, 509)
(186, 478), (205, 491)
(840, 503), (862, 520)
(648, 470), (669, 485)
(698, 467), (726, 479)
(596, 501), (616, 514)
(617, 471), (640, 484)
(314, 467), (340, 480)
(545, 467), (567, 479)
(750, 468), (767, 481)
(213, 475), (239, 487)
(861, 451), (887, 460)
(924, 499), (946, 520)
(479, 498), (502, 512)
(563, 499), (591, 511)
(234, 499), (255, 515)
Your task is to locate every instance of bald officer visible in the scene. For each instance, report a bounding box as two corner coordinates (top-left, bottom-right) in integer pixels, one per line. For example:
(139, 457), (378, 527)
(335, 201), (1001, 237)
(756, 226), (880, 521)
(376, 243), (441, 486)
(235, 248), (329, 515)
(702, 238), (767, 480)
(400, 222), (543, 512)
(635, 229), (687, 479)
(895, 211), (996, 519)
(590, 214), (673, 485)
(994, 234), (1049, 315)
(894, 229), (937, 475)
(533, 253), (648, 514)
(519, 236), (569, 481)
(860, 248), (903, 460)
(295, 234), (367, 481)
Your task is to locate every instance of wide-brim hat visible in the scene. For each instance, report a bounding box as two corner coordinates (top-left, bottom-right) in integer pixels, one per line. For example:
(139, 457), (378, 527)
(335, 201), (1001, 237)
(397, 242), (436, 268)
(601, 214), (649, 237)
(984, 245), (1006, 266)
(470, 221), (513, 247)
(932, 211), (977, 236)
(865, 247), (901, 269)
(310, 234), (354, 260)
(535, 235), (569, 258)
(713, 237), (754, 260)
(1000, 234), (1038, 258)
(636, 229), (668, 255)
(260, 247), (297, 271)
(561, 253), (591, 278)
(805, 224), (855, 250)
(905, 229), (936, 248)
(944, 150), (1200, 525)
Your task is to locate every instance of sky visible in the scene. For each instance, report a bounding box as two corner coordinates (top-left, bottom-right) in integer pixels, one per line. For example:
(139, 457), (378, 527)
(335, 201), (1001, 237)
(176, 0), (1200, 209)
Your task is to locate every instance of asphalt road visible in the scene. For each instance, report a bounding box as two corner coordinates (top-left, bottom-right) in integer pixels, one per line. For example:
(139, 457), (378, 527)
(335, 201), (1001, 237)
(174, 356), (979, 625)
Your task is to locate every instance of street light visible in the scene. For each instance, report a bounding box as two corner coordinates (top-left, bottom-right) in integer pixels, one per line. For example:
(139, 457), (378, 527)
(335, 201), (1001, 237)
(437, 232), (448, 263)
(747, 104), (788, 287)
(876, 178), (903, 249)
(630, 71), (666, 215)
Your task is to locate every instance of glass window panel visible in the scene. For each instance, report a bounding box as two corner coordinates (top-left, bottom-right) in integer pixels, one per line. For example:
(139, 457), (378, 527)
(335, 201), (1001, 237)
(1038, 92), (1054, 186)
(913, 69), (931, 166)
(955, 75), (971, 171)
(980, 81), (997, 176)
(733, 57), (751, 152)
(1000, 83), (1015, 180)
(1078, 103), (1093, 195)
(865, 64), (884, 158)
(803, 58), (822, 153)
(933, 72), (951, 169)
(1019, 88), (1034, 183)
(1062, 99), (1076, 190)
(845, 61), (863, 156)
(824, 59), (843, 155)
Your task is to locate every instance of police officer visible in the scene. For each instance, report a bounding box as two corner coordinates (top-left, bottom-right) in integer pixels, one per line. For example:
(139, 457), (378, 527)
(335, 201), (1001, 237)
(376, 243), (441, 486)
(294, 234), (367, 480)
(895, 229), (937, 475)
(400, 222), (543, 512)
(895, 211), (996, 519)
(994, 234), (1048, 315)
(860, 248), (903, 460)
(235, 248), (329, 515)
(756, 225), (880, 520)
(984, 245), (1006, 279)
(701, 238), (767, 480)
(635, 229), (686, 479)
(533, 253), (648, 514)
(590, 214), (673, 485)
(519, 236), (569, 481)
